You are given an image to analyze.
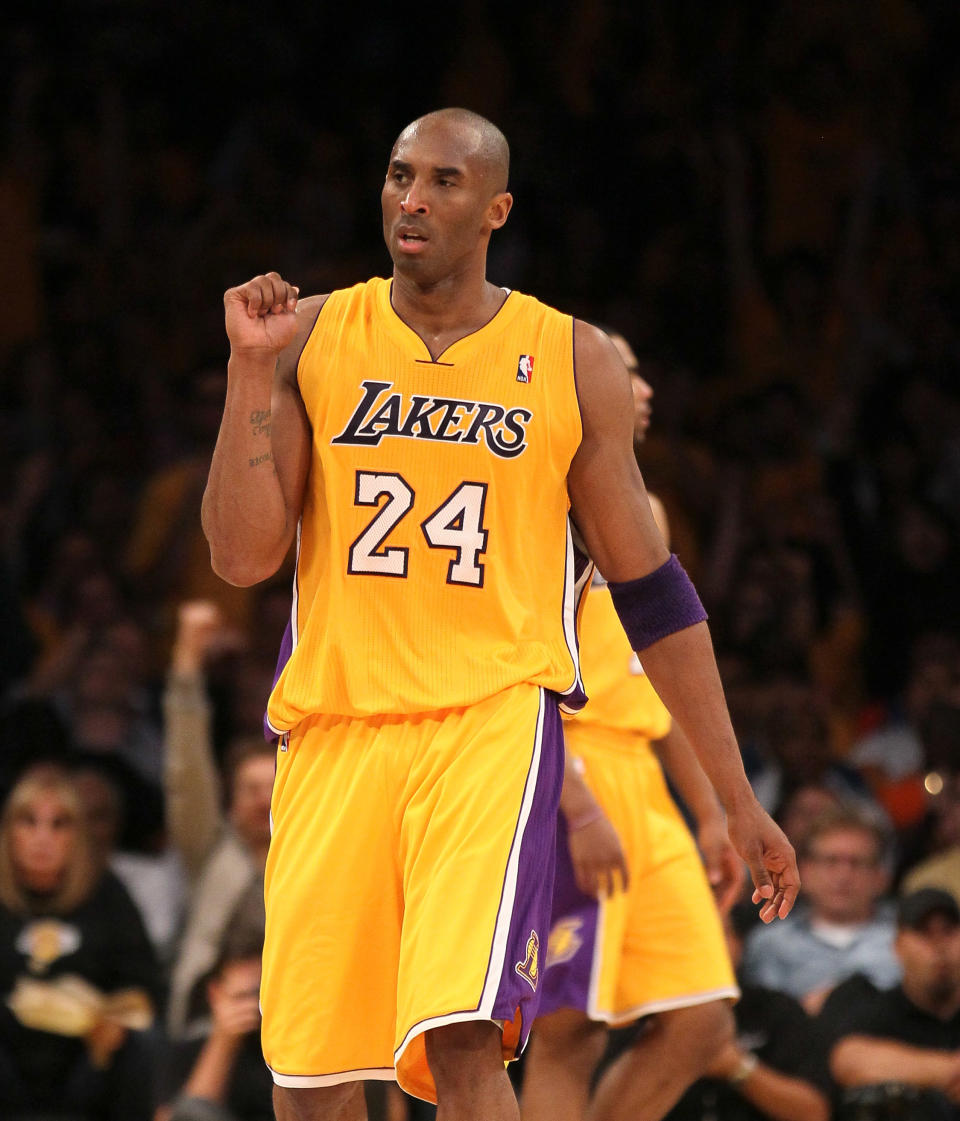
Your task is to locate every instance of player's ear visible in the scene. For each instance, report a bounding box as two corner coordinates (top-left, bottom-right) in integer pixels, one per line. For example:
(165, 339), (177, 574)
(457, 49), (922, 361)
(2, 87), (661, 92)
(487, 192), (513, 230)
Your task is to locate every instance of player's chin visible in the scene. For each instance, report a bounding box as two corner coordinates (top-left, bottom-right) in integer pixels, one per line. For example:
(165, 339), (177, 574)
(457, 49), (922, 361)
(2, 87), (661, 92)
(391, 249), (440, 282)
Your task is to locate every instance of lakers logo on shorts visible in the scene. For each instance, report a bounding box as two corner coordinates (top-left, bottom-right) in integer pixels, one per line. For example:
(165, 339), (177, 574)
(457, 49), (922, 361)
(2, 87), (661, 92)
(515, 930), (540, 991)
(545, 917), (584, 968)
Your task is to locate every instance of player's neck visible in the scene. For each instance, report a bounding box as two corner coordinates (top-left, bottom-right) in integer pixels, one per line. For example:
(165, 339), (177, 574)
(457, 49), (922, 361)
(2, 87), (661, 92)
(391, 268), (505, 359)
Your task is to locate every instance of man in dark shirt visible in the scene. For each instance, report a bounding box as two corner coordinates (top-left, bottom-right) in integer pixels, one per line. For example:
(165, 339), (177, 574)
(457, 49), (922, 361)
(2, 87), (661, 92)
(821, 887), (960, 1120)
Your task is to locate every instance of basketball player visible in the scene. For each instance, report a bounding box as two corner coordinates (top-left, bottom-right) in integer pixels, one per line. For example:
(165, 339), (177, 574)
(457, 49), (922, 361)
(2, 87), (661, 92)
(201, 108), (799, 1121)
(521, 332), (744, 1121)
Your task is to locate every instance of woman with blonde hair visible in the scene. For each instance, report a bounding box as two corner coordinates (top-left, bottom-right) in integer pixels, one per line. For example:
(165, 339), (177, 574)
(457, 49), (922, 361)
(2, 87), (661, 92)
(0, 764), (160, 1120)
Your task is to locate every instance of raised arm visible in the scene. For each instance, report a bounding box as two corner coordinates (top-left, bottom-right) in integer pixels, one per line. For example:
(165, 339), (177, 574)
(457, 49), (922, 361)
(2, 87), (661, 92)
(201, 273), (320, 587)
(567, 321), (799, 920)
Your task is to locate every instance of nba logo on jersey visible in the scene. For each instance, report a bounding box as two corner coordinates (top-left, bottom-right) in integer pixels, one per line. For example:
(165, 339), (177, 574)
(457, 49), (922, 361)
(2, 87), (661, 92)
(516, 354), (535, 383)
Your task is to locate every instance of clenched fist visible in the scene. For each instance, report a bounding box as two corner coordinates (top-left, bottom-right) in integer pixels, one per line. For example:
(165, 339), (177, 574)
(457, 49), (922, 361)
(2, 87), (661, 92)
(224, 271), (300, 355)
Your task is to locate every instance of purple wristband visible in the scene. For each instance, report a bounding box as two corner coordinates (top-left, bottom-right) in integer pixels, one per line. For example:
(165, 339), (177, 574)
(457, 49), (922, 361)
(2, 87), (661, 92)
(608, 554), (707, 652)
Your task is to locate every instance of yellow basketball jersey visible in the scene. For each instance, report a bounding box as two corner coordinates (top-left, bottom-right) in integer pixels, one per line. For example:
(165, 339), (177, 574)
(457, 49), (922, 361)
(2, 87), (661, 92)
(566, 577), (672, 744)
(266, 278), (587, 725)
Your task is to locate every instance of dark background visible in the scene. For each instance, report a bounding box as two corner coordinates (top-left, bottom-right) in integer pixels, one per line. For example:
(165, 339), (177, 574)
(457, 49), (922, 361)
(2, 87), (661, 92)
(1, 0), (959, 843)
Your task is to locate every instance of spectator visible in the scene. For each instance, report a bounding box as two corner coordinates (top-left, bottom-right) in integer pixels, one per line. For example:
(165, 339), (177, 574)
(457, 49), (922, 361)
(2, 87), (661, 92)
(164, 601), (273, 1039)
(662, 903), (831, 1121)
(71, 758), (185, 966)
(821, 887), (960, 1120)
(849, 632), (960, 831)
(0, 764), (159, 1120)
(742, 806), (899, 1012)
(774, 782), (843, 853)
(902, 770), (960, 906)
(155, 899), (271, 1121)
(742, 673), (879, 821)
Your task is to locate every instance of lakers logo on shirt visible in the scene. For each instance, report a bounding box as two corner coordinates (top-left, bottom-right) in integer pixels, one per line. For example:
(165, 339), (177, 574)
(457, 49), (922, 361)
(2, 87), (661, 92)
(515, 930), (540, 991)
(331, 380), (533, 460)
(546, 917), (584, 968)
(16, 919), (81, 975)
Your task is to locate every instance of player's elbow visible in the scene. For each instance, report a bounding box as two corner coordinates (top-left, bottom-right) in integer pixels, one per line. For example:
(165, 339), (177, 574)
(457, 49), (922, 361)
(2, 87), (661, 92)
(208, 546), (279, 588)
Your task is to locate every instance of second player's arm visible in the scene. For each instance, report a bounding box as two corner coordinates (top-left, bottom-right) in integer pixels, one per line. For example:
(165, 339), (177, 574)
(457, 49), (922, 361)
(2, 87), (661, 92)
(559, 752), (629, 896)
(201, 275), (320, 587)
(654, 724), (745, 912)
(567, 321), (798, 919)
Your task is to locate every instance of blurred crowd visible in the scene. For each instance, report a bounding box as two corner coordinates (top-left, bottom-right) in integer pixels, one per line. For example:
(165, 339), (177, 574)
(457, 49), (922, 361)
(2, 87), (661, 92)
(1, 1), (959, 1119)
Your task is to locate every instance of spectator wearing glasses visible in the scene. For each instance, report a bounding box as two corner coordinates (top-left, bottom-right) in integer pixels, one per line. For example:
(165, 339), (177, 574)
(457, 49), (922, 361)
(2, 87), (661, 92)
(742, 806), (899, 1012)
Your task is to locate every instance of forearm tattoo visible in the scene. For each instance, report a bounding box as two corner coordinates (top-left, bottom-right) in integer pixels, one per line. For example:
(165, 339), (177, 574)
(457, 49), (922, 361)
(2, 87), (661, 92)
(249, 452), (274, 468)
(250, 409), (272, 436)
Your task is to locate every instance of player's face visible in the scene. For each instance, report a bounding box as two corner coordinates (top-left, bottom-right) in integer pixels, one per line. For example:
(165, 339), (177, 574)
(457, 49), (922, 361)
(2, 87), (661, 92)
(381, 121), (510, 283)
(607, 332), (652, 442)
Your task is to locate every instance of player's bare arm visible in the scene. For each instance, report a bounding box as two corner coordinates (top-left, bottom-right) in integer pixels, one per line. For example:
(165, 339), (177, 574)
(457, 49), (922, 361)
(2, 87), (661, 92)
(202, 273), (323, 586)
(568, 321), (799, 920)
(654, 726), (745, 913)
(559, 752), (629, 897)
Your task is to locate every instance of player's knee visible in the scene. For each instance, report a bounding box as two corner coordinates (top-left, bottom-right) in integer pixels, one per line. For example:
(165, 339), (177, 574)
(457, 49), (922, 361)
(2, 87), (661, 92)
(530, 1009), (606, 1067)
(273, 1080), (365, 1121)
(425, 1019), (505, 1093)
(657, 1000), (735, 1070)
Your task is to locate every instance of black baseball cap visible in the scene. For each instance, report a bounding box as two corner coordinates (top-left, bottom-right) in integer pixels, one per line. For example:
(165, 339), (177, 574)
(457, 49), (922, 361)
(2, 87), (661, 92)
(897, 888), (960, 930)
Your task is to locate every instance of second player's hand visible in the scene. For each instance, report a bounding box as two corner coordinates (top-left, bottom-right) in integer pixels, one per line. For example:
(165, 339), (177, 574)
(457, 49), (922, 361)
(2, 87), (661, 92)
(224, 271), (300, 356)
(568, 814), (629, 898)
(698, 818), (746, 915)
(725, 800), (799, 922)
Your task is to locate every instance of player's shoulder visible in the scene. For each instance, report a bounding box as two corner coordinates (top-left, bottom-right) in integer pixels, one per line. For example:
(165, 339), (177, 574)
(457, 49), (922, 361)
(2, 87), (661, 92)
(501, 286), (577, 326)
(572, 318), (626, 378)
(275, 293), (330, 385)
(566, 318), (633, 433)
(282, 278), (390, 382)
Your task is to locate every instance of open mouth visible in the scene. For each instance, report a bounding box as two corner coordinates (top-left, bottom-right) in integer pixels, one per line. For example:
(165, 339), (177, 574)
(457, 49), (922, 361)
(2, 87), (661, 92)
(397, 226), (428, 250)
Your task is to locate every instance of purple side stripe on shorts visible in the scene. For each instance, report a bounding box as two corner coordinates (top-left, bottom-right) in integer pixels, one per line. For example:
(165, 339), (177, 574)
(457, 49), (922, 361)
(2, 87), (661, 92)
(488, 692), (565, 1047)
(537, 813), (600, 1017)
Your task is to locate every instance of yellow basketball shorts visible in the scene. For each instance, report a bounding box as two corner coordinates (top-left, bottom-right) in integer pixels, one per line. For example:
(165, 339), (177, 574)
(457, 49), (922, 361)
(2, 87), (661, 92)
(541, 726), (737, 1024)
(260, 683), (564, 1102)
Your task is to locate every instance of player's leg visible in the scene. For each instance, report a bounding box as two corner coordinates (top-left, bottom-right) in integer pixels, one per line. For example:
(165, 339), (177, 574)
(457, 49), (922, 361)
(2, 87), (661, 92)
(588, 1000), (733, 1121)
(393, 684), (564, 1107)
(425, 1020), (519, 1121)
(274, 1082), (367, 1121)
(260, 715), (402, 1103)
(520, 1008), (607, 1121)
(583, 748), (738, 1121)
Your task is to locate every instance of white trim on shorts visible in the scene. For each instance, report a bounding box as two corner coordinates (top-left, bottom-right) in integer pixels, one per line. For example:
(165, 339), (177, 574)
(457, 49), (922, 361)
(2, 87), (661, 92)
(586, 893), (739, 1024)
(270, 1065), (396, 1088)
(588, 985), (742, 1026)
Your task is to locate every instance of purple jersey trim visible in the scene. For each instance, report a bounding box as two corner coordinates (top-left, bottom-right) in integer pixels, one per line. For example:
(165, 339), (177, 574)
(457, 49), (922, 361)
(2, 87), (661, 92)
(558, 530), (594, 713)
(262, 522), (302, 741)
(263, 618), (294, 740)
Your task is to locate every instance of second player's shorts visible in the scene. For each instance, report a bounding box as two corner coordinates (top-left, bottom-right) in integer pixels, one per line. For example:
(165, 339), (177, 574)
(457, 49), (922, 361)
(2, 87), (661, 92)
(540, 725), (738, 1024)
(260, 682), (563, 1102)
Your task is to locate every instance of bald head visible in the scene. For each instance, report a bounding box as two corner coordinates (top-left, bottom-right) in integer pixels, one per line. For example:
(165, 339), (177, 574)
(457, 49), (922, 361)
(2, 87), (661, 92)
(393, 108), (510, 194)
